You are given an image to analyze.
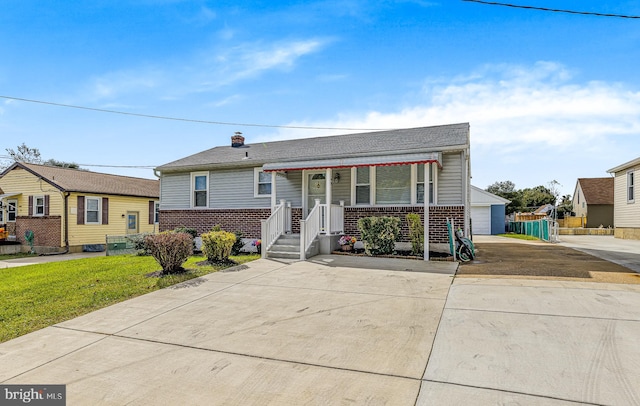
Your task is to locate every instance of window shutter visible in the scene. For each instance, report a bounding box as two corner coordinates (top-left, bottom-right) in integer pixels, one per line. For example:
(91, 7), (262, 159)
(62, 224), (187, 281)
(44, 195), (50, 216)
(102, 198), (109, 225)
(149, 201), (155, 224)
(77, 196), (85, 225)
(28, 196), (33, 216)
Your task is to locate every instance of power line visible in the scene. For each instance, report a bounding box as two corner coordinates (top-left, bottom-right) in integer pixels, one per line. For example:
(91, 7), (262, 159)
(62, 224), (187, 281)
(0, 95), (391, 131)
(462, 0), (640, 19)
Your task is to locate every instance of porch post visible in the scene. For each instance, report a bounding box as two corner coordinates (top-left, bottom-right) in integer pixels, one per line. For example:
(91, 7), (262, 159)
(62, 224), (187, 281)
(325, 168), (332, 235)
(424, 163), (430, 261)
(270, 171), (277, 211)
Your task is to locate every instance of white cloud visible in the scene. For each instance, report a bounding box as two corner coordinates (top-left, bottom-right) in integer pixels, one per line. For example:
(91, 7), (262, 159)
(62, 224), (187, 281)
(263, 61), (640, 194)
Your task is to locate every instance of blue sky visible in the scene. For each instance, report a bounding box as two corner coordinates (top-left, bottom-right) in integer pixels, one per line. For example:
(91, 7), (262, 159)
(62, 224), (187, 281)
(1, 1), (639, 197)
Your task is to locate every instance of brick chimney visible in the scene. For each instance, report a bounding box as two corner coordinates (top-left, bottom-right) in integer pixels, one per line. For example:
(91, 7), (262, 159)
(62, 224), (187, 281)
(231, 132), (245, 147)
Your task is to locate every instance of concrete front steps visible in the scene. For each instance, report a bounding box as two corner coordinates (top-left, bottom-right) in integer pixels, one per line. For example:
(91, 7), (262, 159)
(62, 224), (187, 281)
(266, 234), (318, 260)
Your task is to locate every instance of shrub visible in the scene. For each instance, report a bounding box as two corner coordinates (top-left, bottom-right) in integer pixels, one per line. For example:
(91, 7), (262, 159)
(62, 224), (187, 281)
(126, 232), (153, 256)
(144, 232), (193, 274)
(173, 226), (198, 239)
(231, 231), (244, 255)
(201, 229), (236, 262)
(406, 213), (424, 256)
(357, 216), (400, 256)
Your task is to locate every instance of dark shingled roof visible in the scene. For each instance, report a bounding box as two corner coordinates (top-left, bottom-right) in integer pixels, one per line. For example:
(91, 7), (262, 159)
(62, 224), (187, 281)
(2, 163), (159, 198)
(156, 123), (470, 172)
(578, 177), (614, 205)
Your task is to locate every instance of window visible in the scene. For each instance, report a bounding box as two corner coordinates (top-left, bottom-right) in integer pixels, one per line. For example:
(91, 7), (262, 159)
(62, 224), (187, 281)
(191, 172), (208, 208)
(85, 197), (101, 224)
(628, 171), (635, 202)
(416, 164), (435, 204)
(34, 196), (45, 216)
(0, 204), (3, 223)
(254, 168), (272, 197)
(155, 202), (160, 224)
(7, 200), (17, 222)
(355, 167), (370, 204)
(376, 166), (411, 204)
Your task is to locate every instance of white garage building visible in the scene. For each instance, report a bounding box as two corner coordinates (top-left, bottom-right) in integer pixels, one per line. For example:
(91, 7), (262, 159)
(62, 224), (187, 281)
(470, 185), (511, 235)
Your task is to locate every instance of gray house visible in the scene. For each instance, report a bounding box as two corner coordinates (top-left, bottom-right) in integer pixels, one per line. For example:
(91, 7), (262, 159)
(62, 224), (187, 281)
(155, 123), (471, 260)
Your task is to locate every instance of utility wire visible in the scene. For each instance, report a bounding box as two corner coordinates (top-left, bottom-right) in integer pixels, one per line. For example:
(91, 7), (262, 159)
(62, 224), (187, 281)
(462, 0), (640, 19)
(0, 95), (391, 131)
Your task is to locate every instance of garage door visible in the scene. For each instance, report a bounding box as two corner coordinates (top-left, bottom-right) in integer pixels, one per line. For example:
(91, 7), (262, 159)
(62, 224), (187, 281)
(471, 206), (491, 235)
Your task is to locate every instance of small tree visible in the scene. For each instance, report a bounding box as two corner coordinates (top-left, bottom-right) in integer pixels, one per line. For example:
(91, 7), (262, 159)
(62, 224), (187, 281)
(144, 232), (193, 274)
(201, 229), (236, 262)
(406, 213), (424, 256)
(357, 216), (400, 256)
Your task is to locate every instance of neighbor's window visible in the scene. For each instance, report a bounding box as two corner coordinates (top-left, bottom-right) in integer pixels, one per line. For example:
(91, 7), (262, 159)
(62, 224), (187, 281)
(376, 165), (411, 204)
(628, 171), (635, 202)
(154, 202), (160, 224)
(7, 200), (17, 222)
(191, 172), (208, 208)
(34, 196), (45, 216)
(0, 205), (3, 223)
(254, 168), (272, 197)
(355, 167), (370, 204)
(85, 197), (100, 224)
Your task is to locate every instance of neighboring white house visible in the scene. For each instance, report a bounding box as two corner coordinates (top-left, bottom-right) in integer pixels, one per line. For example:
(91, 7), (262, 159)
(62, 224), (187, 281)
(607, 157), (640, 240)
(470, 185), (510, 235)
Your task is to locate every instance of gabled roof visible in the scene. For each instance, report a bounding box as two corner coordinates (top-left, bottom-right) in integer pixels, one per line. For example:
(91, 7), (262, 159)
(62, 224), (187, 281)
(608, 156), (640, 174)
(156, 123), (470, 173)
(577, 177), (614, 205)
(470, 185), (511, 205)
(533, 204), (554, 215)
(1, 162), (159, 198)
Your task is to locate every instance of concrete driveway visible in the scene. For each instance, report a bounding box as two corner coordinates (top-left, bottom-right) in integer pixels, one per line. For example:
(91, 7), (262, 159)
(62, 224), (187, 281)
(3, 247), (640, 405)
(558, 234), (640, 273)
(0, 255), (457, 405)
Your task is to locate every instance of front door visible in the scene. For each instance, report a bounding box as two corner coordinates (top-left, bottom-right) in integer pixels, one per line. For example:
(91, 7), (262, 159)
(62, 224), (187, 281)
(306, 172), (326, 214)
(126, 211), (139, 234)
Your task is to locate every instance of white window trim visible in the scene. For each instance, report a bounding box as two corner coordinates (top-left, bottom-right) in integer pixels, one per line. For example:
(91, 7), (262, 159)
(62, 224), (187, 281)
(7, 199), (17, 222)
(351, 164), (437, 206)
(154, 201), (160, 224)
(85, 196), (101, 225)
(628, 170), (635, 203)
(254, 168), (272, 198)
(190, 171), (209, 208)
(34, 195), (45, 217)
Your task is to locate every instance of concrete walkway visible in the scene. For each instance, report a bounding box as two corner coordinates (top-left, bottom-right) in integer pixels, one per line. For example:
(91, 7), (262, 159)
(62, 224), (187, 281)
(2, 252), (640, 405)
(0, 251), (104, 268)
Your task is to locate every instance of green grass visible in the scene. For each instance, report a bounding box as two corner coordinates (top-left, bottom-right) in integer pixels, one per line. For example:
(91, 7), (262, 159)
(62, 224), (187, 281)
(0, 252), (38, 261)
(497, 233), (540, 241)
(0, 254), (259, 343)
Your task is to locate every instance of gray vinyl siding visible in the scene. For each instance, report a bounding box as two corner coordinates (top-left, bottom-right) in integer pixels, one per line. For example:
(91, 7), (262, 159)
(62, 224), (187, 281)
(160, 172), (190, 209)
(275, 171), (302, 207)
(437, 152), (464, 205)
(331, 169), (352, 205)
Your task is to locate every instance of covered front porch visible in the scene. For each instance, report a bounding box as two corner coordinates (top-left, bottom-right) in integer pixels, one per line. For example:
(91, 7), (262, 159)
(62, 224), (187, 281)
(259, 152), (443, 261)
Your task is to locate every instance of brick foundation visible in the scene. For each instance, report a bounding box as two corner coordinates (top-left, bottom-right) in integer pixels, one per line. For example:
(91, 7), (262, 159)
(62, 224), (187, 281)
(15, 216), (63, 247)
(344, 205), (464, 244)
(161, 206), (464, 244)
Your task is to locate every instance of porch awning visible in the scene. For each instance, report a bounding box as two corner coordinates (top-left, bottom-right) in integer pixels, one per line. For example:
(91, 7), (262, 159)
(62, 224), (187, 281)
(262, 152), (442, 172)
(0, 193), (21, 202)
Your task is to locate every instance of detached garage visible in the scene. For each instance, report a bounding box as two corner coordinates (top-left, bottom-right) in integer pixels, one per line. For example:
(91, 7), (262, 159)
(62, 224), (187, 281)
(471, 185), (511, 235)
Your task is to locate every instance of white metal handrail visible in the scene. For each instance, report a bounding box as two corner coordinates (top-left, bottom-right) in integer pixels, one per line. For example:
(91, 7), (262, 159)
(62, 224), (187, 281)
(260, 201), (287, 258)
(300, 203), (321, 260)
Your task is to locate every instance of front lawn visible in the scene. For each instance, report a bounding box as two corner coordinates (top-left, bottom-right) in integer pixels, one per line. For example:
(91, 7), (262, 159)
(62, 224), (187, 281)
(0, 254), (259, 343)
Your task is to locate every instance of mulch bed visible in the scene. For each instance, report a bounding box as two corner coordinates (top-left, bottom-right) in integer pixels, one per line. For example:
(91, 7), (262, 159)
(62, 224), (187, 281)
(457, 242), (640, 284)
(332, 249), (455, 262)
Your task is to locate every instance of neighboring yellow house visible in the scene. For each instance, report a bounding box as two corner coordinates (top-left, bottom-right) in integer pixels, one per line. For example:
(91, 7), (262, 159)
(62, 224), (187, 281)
(0, 162), (159, 253)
